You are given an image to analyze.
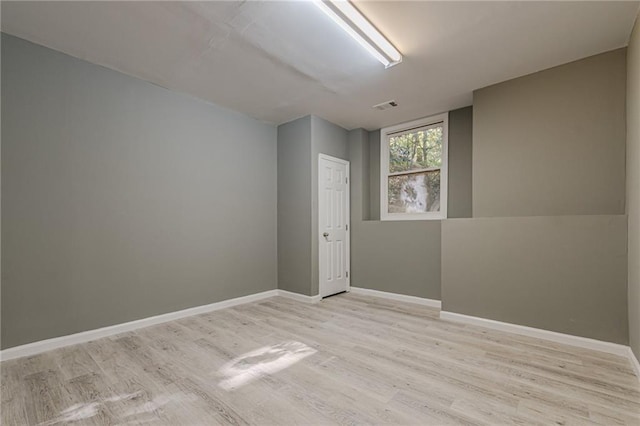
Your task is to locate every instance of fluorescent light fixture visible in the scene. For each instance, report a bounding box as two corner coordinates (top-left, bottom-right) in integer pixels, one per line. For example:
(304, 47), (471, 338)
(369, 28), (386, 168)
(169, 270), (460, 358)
(313, 0), (402, 68)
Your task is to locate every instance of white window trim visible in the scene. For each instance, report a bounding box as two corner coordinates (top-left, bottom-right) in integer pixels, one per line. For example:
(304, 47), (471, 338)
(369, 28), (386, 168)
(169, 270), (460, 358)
(380, 112), (448, 221)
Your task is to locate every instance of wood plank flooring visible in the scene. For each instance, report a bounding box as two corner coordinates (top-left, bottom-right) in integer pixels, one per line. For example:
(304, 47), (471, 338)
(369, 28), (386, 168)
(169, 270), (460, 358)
(2, 293), (639, 425)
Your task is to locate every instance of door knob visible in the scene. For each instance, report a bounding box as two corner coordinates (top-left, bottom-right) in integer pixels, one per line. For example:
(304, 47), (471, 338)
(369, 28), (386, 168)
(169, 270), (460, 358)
(323, 232), (329, 238)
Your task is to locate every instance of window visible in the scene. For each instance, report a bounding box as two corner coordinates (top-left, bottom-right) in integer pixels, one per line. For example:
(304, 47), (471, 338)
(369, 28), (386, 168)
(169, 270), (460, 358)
(380, 113), (448, 220)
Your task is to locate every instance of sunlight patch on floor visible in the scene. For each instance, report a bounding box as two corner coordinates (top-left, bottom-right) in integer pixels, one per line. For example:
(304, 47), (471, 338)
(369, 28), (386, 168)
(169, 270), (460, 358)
(46, 401), (100, 424)
(218, 341), (317, 391)
(122, 393), (196, 418)
(45, 392), (141, 425)
(47, 391), (198, 424)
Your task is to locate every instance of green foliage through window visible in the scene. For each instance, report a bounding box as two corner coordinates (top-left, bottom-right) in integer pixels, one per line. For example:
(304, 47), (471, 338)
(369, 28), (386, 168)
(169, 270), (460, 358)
(389, 126), (442, 173)
(386, 124), (443, 214)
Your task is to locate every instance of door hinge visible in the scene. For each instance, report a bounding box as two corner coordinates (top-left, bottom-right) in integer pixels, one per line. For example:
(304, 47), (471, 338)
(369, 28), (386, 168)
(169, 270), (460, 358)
(346, 271), (349, 278)
(346, 224), (348, 230)
(345, 177), (348, 184)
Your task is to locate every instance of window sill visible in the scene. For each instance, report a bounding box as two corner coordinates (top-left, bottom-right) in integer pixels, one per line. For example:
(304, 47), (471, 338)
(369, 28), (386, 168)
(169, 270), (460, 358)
(380, 213), (446, 221)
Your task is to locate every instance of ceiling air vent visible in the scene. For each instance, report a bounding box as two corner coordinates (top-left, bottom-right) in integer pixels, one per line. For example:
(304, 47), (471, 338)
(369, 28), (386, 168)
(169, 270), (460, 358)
(373, 100), (398, 111)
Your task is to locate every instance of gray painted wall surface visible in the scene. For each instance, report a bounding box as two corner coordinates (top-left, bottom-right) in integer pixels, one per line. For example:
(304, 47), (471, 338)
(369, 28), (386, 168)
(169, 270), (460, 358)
(627, 14), (640, 359)
(368, 130), (381, 221)
(1, 35), (278, 349)
(367, 108), (473, 220)
(355, 130), (370, 222)
(352, 220), (442, 299)
(448, 107), (473, 218)
(442, 216), (628, 344)
(348, 129), (369, 223)
(310, 116), (349, 296)
(347, 107), (472, 299)
(473, 48), (627, 217)
(348, 129), (441, 300)
(277, 116), (312, 296)
(276, 115), (349, 297)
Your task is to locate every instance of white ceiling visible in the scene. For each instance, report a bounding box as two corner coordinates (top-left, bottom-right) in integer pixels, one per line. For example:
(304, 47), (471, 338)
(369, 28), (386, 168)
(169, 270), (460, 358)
(2, 1), (638, 130)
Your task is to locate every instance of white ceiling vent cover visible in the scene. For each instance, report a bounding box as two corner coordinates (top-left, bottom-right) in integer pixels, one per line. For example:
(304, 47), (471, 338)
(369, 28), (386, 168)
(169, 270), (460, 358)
(373, 100), (398, 111)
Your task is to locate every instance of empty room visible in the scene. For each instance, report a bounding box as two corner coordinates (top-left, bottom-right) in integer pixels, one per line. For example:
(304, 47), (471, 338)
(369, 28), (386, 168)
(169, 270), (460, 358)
(1, 0), (640, 424)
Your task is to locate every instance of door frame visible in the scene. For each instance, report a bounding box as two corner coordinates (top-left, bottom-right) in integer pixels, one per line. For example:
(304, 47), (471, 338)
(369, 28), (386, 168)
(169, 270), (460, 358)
(318, 154), (351, 298)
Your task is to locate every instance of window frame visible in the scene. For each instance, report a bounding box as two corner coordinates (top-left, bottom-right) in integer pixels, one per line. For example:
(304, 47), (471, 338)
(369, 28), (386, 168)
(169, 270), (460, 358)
(380, 113), (449, 221)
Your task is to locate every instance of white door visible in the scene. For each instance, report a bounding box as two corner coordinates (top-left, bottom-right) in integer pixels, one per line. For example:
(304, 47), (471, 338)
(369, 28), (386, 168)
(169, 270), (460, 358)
(319, 154), (350, 298)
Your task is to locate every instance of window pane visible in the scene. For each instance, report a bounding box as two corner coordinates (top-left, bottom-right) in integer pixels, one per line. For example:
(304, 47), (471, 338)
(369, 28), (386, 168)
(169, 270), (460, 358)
(389, 126), (443, 173)
(388, 170), (440, 214)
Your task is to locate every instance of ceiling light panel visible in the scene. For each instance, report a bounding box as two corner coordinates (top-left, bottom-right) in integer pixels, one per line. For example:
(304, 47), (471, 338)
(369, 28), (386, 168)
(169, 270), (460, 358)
(313, 0), (402, 68)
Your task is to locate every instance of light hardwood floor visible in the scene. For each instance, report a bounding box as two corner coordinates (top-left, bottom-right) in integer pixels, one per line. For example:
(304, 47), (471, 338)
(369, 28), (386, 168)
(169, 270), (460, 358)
(1, 293), (639, 425)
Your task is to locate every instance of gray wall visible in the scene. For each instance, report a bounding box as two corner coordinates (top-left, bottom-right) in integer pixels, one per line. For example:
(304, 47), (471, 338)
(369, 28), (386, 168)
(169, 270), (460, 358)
(276, 115), (348, 296)
(447, 107), (473, 218)
(368, 130), (381, 221)
(310, 116), (349, 296)
(351, 220), (442, 299)
(628, 14), (640, 359)
(347, 107), (472, 300)
(349, 107), (473, 300)
(1, 35), (278, 349)
(442, 216), (628, 344)
(350, 127), (441, 299)
(441, 48), (629, 344)
(368, 108), (473, 221)
(473, 48), (627, 218)
(277, 116), (312, 296)
(349, 129), (370, 223)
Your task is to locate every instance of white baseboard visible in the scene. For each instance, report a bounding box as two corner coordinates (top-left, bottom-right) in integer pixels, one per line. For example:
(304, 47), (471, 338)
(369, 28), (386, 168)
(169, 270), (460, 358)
(0, 289), (279, 362)
(349, 287), (441, 309)
(628, 347), (640, 378)
(4, 286), (635, 380)
(276, 289), (321, 304)
(439, 311), (630, 358)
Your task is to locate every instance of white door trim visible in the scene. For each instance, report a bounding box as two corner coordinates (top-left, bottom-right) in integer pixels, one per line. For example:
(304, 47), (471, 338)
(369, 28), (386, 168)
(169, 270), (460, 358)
(318, 154), (350, 298)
